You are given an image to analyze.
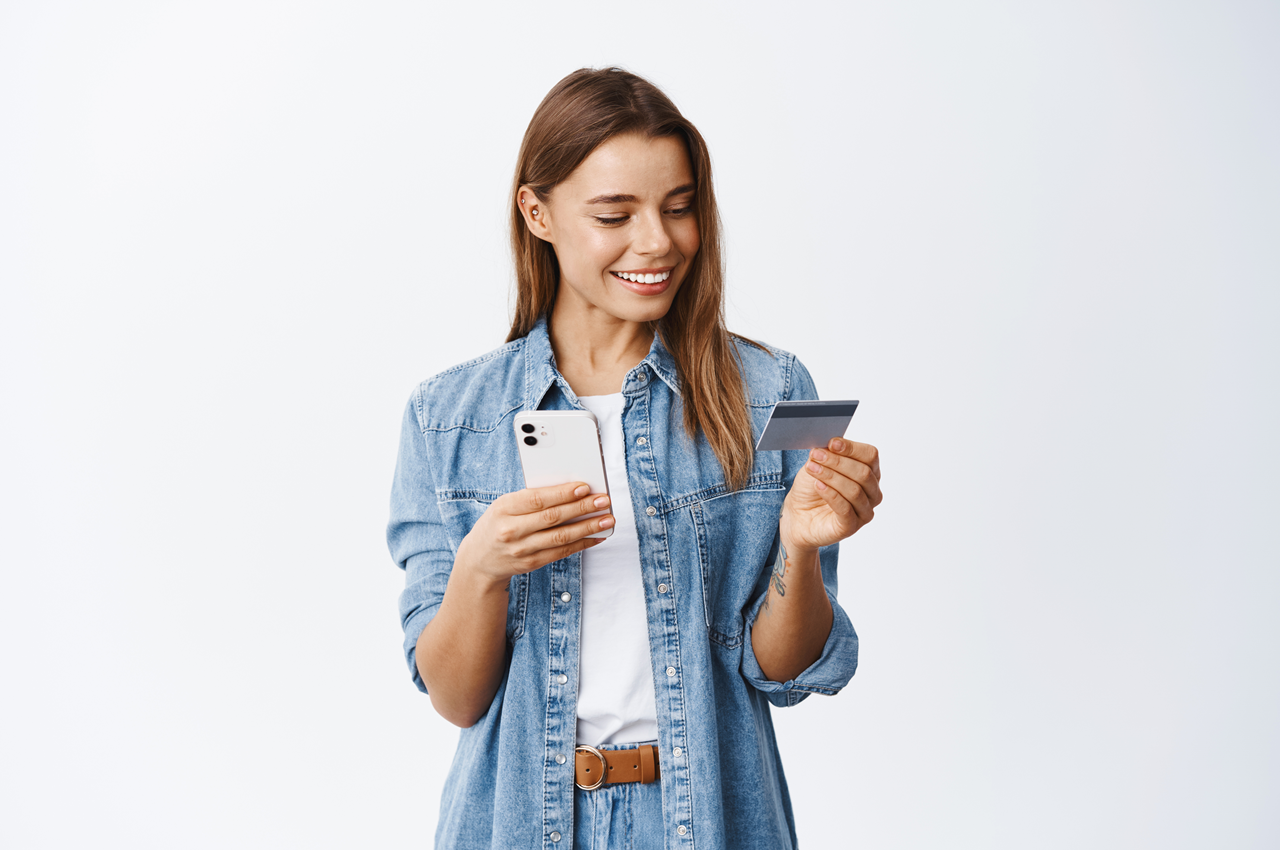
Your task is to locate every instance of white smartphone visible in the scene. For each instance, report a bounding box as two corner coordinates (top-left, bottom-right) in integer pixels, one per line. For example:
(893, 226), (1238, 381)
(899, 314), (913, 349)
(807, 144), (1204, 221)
(513, 410), (613, 539)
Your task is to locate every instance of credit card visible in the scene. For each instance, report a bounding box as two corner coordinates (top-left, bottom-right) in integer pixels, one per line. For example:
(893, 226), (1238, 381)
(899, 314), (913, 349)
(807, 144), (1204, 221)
(755, 400), (859, 451)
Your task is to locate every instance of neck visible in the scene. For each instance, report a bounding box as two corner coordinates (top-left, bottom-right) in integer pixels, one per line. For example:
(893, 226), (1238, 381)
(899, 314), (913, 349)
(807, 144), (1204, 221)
(548, 298), (654, 397)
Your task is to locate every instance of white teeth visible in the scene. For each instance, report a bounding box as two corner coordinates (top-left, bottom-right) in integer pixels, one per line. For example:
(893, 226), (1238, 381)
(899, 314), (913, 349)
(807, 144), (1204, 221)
(614, 270), (671, 283)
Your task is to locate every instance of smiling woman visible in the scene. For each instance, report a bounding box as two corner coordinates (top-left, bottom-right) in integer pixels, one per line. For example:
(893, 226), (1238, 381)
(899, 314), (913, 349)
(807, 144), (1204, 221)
(387, 67), (882, 850)
(516, 134), (700, 394)
(507, 70), (760, 486)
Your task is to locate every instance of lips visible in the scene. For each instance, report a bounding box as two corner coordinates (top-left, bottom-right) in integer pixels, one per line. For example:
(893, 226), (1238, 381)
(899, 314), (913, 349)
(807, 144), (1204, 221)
(610, 268), (674, 296)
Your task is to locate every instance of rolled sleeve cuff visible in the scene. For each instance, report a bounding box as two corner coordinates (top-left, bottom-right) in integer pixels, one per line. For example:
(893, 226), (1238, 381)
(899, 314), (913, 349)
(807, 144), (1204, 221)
(402, 602), (442, 695)
(741, 590), (859, 708)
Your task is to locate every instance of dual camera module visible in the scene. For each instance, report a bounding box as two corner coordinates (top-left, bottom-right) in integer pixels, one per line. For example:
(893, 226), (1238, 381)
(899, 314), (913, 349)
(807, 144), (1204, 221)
(521, 422), (538, 446)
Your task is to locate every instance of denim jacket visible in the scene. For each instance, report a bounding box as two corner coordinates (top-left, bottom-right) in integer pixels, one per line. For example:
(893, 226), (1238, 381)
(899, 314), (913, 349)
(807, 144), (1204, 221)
(388, 317), (858, 850)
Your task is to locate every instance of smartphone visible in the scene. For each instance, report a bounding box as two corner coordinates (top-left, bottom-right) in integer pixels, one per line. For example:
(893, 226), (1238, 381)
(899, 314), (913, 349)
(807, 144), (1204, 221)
(514, 410), (613, 538)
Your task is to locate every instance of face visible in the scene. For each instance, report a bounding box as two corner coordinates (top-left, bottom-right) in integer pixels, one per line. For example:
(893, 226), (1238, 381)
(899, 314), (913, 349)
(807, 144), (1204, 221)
(520, 133), (700, 327)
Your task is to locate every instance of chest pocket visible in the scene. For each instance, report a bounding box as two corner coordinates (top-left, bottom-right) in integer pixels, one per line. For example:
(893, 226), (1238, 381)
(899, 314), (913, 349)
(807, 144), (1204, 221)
(689, 467), (786, 649)
(436, 495), (529, 643)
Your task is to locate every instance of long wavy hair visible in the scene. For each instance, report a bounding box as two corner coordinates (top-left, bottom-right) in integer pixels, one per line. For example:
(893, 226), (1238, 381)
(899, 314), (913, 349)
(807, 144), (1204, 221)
(508, 67), (764, 491)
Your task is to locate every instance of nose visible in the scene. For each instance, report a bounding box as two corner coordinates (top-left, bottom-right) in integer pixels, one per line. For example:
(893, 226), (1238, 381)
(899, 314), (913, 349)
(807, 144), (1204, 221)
(634, 211), (673, 258)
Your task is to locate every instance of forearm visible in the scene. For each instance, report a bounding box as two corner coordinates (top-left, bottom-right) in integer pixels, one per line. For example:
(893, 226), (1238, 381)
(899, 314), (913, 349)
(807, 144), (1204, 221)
(749, 529), (834, 683)
(415, 561), (511, 728)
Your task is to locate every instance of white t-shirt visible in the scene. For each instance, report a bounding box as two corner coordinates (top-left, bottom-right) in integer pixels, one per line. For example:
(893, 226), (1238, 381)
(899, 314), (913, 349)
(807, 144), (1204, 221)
(575, 393), (660, 746)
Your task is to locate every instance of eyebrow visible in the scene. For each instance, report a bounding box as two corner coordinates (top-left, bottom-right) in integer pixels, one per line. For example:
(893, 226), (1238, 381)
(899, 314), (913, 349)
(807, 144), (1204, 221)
(584, 183), (696, 205)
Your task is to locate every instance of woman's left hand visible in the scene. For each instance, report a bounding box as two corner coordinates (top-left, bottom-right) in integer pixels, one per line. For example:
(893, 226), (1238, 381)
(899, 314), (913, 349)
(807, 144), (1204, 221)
(781, 438), (883, 553)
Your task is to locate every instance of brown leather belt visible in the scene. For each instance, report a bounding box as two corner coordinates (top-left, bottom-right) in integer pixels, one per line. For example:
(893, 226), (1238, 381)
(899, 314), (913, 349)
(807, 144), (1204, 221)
(574, 744), (660, 790)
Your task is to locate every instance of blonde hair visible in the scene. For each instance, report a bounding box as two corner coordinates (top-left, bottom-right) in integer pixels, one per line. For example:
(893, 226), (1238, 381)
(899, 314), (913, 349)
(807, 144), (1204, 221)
(508, 67), (764, 490)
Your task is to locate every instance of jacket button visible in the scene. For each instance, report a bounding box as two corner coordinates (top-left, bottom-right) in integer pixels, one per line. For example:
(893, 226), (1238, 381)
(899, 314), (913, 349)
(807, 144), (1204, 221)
(677, 825), (688, 836)
(557, 674), (568, 685)
(646, 506), (657, 517)
(555, 754), (566, 764)
(666, 667), (676, 677)
(560, 592), (571, 602)
(658, 583), (668, 594)
(636, 436), (647, 445)
(673, 747), (682, 757)
(551, 831), (562, 842)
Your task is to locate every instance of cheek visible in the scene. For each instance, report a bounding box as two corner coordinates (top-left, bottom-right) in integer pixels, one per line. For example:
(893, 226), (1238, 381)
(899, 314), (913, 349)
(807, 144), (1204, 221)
(581, 231), (627, 271)
(557, 229), (618, 275)
(676, 219), (701, 261)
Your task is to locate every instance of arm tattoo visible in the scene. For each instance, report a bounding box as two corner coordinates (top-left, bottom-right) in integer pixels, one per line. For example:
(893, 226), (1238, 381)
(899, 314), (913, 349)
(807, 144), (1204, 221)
(762, 536), (789, 616)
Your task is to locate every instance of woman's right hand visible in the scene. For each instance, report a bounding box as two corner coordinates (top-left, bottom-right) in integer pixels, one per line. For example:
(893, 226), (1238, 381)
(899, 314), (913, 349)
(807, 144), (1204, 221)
(454, 482), (614, 587)
(420, 482), (611, 726)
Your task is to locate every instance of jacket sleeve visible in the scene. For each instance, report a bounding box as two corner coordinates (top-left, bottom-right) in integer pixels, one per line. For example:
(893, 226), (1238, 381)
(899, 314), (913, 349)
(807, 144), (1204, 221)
(740, 355), (860, 707)
(387, 389), (453, 694)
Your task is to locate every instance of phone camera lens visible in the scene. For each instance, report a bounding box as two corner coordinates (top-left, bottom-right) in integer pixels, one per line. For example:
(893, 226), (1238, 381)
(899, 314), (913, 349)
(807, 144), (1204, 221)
(523, 436), (537, 446)
(521, 423), (535, 434)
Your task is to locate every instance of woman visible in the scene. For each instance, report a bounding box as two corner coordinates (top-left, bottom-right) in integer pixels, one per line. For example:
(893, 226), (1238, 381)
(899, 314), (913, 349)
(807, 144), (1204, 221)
(388, 67), (882, 850)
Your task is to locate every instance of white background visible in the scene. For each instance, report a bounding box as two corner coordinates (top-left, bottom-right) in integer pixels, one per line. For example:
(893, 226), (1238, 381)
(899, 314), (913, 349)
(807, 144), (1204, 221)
(2, 1), (1277, 848)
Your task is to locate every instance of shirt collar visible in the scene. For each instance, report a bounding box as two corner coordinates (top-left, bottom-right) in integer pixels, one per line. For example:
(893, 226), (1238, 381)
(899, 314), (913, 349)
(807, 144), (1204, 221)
(523, 315), (682, 408)
(642, 329), (681, 395)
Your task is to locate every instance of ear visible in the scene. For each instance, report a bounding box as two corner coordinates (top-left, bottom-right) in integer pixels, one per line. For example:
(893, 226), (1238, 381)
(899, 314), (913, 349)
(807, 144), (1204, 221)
(516, 186), (553, 243)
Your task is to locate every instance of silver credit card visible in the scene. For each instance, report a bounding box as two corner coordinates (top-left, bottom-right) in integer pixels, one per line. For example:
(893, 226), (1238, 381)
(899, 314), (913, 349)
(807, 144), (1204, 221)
(755, 400), (859, 451)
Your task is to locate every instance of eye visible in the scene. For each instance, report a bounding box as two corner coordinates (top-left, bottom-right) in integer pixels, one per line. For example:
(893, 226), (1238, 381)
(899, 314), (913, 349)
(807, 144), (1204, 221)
(666, 206), (693, 217)
(593, 215), (629, 226)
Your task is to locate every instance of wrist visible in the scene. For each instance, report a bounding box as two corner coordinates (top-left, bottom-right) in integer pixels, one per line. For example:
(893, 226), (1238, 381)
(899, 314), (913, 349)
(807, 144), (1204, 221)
(452, 543), (514, 598)
(778, 511), (820, 564)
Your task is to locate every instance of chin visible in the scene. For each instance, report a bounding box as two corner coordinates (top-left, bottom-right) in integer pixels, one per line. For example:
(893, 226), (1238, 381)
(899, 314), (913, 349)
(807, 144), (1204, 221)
(621, 293), (678, 325)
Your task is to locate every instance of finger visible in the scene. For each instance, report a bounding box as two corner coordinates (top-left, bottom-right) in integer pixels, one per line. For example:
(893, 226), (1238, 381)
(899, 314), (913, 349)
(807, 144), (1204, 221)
(506, 481), (595, 517)
(827, 439), (881, 482)
(533, 534), (608, 568)
(806, 457), (878, 523)
(813, 473), (874, 528)
(496, 491), (611, 555)
(522, 511), (616, 556)
(809, 450), (883, 507)
(511, 491), (612, 543)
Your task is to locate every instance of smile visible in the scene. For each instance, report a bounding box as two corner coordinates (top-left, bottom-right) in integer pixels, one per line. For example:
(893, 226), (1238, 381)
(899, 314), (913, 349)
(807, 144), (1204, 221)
(610, 270), (672, 284)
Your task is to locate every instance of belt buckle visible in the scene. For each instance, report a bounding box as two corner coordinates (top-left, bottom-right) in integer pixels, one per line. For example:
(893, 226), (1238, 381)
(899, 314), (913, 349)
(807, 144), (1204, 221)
(574, 744), (607, 791)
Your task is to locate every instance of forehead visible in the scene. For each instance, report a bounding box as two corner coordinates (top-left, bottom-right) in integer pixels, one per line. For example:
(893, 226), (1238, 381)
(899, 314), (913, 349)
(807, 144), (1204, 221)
(557, 134), (693, 201)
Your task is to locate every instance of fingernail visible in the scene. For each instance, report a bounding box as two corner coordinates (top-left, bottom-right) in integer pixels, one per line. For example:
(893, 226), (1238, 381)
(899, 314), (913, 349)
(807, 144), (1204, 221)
(599, 516), (615, 528)
(832, 438), (845, 452)
(575, 485), (590, 497)
(807, 461), (821, 474)
(812, 449), (827, 462)
(594, 496), (610, 508)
